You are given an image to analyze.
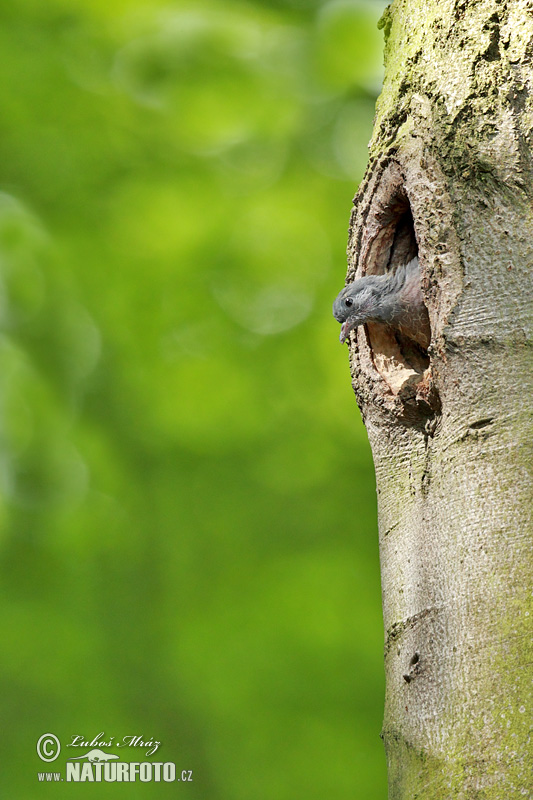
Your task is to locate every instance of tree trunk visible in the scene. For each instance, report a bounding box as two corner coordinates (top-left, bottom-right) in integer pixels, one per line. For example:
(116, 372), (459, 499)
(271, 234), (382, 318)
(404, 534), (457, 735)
(343, 1), (533, 797)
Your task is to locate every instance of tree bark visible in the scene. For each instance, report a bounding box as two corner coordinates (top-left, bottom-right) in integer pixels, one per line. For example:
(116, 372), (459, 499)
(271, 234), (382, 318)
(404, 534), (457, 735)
(343, 1), (533, 797)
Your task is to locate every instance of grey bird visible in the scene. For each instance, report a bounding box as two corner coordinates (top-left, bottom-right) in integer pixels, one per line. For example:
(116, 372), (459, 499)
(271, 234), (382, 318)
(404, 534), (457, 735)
(332, 256), (430, 349)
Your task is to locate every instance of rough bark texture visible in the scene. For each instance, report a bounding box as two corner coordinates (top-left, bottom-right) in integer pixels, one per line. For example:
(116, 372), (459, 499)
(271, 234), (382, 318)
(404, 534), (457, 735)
(343, 1), (533, 797)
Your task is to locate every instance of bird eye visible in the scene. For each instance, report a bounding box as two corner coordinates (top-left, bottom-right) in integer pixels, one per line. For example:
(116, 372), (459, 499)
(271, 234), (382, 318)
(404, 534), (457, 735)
(344, 297), (353, 307)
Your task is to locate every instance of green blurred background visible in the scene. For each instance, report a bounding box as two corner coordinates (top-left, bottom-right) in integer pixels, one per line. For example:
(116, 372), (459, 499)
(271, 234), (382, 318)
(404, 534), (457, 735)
(0, 0), (388, 797)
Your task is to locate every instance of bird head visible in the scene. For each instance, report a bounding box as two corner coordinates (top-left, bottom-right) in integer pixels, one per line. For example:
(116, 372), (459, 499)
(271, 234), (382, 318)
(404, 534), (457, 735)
(332, 278), (381, 344)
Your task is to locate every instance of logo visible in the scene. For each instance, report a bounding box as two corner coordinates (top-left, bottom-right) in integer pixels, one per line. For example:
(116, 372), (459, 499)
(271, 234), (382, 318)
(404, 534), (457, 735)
(68, 749), (119, 763)
(36, 734), (61, 762)
(36, 732), (193, 784)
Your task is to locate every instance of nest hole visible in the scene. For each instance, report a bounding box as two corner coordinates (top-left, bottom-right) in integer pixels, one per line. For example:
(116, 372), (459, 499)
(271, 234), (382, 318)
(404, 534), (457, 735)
(363, 194), (431, 395)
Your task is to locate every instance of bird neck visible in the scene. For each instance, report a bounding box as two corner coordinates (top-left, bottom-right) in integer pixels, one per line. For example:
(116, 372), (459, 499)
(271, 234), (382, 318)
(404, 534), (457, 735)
(369, 269), (406, 324)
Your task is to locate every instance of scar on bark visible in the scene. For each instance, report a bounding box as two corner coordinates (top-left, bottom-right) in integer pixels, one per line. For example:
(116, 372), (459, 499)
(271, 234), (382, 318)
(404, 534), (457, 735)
(403, 651), (421, 683)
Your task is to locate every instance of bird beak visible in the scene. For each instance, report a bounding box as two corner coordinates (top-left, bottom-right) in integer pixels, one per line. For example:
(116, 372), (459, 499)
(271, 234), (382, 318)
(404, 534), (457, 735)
(339, 319), (353, 344)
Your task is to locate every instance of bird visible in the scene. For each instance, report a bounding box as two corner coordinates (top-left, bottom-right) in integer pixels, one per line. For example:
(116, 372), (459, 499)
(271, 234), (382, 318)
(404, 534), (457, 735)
(332, 256), (431, 350)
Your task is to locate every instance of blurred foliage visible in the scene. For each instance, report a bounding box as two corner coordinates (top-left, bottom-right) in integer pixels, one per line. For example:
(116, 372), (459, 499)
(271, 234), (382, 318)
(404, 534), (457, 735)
(0, 1), (388, 798)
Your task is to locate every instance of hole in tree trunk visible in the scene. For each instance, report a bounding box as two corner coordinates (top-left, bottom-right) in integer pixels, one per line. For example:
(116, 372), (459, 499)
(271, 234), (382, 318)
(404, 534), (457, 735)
(348, 158), (444, 424)
(362, 191), (431, 396)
